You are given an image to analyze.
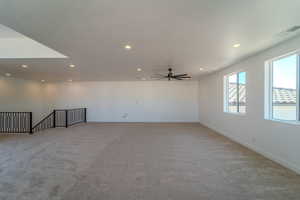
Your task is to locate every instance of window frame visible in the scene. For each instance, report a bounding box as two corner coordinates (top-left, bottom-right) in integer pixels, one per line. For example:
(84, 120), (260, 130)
(224, 70), (247, 115)
(265, 50), (300, 123)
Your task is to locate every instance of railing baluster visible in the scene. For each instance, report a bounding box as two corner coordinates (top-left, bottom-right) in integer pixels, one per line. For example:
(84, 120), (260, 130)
(1, 108), (87, 134)
(0, 112), (32, 134)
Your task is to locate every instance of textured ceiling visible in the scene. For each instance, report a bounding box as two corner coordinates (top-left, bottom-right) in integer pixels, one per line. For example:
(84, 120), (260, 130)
(0, 0), (300, 82)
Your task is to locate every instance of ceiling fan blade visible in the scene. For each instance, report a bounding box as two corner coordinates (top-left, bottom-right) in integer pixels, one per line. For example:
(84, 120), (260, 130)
(181, 76), (192, 79)
(174, 74), (188, 77)
(173, 77), (183, 80)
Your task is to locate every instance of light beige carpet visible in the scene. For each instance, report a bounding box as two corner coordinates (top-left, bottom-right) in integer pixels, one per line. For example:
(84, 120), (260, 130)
(0, 123), (299, 200)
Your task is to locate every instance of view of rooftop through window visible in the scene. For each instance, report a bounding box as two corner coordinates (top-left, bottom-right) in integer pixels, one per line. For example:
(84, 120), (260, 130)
(238, 72), (246, 113)
(272, 54), (298, 121)
(228, 74), (238, 113)
(225, 71), (246, 114)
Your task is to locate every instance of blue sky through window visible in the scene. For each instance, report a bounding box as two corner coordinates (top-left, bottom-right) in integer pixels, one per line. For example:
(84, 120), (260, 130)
(228, 72), (246, 84)
(273, 54), (297, 89)
(238, 72), (246, 84)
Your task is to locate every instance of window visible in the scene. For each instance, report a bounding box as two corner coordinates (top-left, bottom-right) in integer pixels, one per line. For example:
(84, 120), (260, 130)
(266, 52), (299, 121)
(224, 71), (246, 114)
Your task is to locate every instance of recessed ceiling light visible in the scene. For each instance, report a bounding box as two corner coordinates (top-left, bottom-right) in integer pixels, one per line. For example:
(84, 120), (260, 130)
(233, 43), (241, 48)
(69, 64), (75, 68)
(5, 73), (11, 77)
(124, 45), (132, 50)
(41, 80), (45, 82)
(137, 68), (142, 72)
(199, 68), (204, 71)
(22, 65), (28, 68)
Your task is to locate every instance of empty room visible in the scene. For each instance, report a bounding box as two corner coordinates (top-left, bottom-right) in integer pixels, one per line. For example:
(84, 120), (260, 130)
(1, 0), (300, 199)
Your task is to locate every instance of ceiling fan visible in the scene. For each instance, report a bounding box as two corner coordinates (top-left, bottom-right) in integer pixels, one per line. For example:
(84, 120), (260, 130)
(152, 68), (191, 81)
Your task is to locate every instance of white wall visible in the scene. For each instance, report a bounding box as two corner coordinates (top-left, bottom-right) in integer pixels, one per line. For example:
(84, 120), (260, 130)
(44, 81), (199, 122)
(0, 77), (50, 123)
(0, 78), (198, 125)
(198, 35), (300, 174)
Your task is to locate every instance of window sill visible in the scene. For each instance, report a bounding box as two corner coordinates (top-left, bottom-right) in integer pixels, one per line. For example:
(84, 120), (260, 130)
(224, 112), (246, 116)
(265, 118), (300, 125)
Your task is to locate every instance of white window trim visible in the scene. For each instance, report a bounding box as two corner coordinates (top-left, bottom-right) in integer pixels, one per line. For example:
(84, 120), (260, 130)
(265, 49), (300, 124)
(223, 70), (247, 115)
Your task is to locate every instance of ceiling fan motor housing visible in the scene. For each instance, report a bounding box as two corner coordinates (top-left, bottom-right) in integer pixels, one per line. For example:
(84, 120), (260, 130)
(168, 68), (173, 80)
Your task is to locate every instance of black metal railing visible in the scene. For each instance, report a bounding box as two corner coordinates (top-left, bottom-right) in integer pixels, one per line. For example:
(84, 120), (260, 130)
(67, 108), (87, 127)
(54, 110), (67, 127)
(0, 112), (32, 134)
(0, 108), (87, 134)
(32, 111), (55, 133)
(54, 108), (87, 128)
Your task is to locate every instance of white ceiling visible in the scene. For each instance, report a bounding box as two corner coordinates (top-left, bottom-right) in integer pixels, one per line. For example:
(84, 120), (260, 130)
(0, 24), (67, 59)
(0, 0), (300, 82)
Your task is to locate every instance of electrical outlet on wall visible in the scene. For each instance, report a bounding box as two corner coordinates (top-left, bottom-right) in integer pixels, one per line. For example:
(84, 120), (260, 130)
(122, 113), (128, 119)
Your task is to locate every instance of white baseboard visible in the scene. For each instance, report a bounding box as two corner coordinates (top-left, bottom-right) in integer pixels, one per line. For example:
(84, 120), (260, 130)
(200, 122), (300, 175)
